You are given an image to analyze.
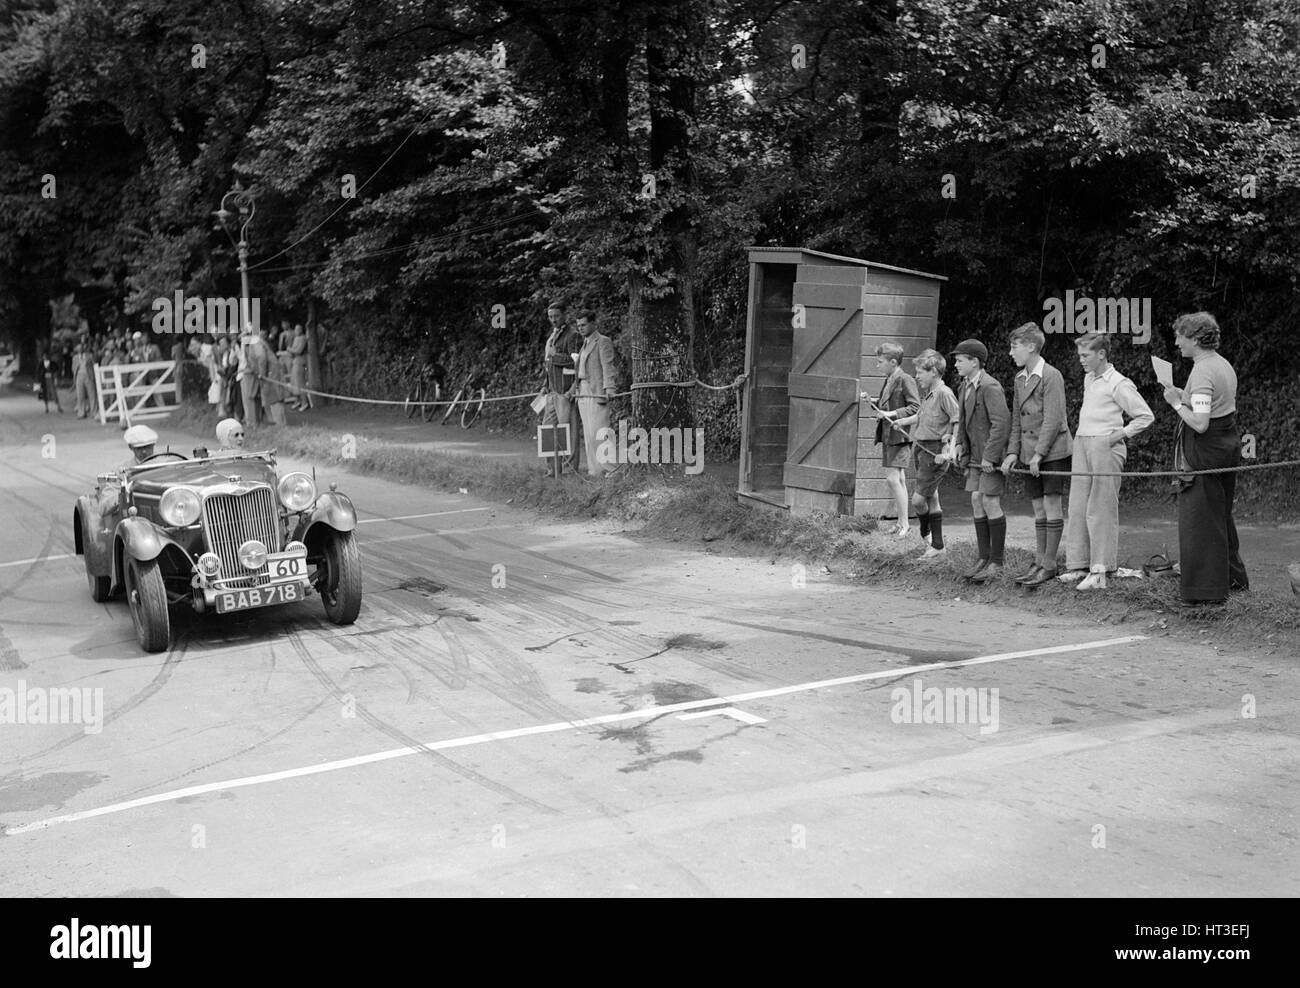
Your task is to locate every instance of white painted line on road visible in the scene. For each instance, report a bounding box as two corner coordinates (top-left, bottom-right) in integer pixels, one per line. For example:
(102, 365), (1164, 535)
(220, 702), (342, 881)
(3, 634), (1144, 836)
(357, 507), (491, 525)
(678, 707), (767, 725)
(0, 553), (75, 570)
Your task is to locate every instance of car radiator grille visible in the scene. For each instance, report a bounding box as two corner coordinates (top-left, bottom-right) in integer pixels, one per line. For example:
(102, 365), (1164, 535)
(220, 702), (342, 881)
(202, 489), (282, 588)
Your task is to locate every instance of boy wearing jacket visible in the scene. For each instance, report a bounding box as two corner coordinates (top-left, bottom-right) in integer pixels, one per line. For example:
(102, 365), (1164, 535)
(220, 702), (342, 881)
(1000, 322), (1073, 588)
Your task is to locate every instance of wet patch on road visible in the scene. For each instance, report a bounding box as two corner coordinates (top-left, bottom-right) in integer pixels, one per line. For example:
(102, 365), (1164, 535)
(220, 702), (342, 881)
(573, 677), (605, 694)
(397, 576), (446, 597)
(0, 770), (105, 812)
(619, 748), (705, 773)
(607, 619), (640, 626)
(641, 680), (717, 706)
(665, 633), (726, 651)
(610, 634), (729, 673)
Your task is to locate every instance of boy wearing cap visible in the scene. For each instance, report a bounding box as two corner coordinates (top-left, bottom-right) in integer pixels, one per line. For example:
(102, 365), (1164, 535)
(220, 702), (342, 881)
(1000, 323), (1073, 587)
(950, 339), (1011, 581)
(890, 349), (959, 559)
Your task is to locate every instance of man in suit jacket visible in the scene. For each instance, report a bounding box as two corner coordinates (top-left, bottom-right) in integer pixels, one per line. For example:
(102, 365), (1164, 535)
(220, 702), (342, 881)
(571, 310), (619, 476)
(948, 338), (1010, 581)
(1001, 322), (1073, 587)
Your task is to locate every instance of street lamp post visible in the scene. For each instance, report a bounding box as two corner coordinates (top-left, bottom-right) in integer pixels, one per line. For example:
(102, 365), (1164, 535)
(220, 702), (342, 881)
(215, 184), (256, 335)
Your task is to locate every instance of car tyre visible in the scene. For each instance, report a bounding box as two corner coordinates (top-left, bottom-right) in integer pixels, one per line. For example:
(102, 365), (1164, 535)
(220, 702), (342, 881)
(81, 514), (112, 602)
(125, 557), (170, 652)
(86, 556), (112, 602)
(318, 530), (362, 625)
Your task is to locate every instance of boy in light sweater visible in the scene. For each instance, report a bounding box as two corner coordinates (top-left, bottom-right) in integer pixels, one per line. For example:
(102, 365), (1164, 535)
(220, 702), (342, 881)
(1063, 332), (1155, 590)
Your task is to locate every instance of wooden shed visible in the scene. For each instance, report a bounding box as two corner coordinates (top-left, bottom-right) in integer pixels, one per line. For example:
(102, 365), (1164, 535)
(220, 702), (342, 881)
(738, 247), (947, 518)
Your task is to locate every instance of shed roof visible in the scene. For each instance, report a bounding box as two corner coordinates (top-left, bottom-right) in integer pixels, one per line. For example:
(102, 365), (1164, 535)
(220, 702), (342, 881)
(746, 246), (948, 282)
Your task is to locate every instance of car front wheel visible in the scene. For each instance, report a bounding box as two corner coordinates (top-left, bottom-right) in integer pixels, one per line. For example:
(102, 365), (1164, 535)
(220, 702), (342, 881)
(317, 530), (362, 625)
(125, 557), (170, 652)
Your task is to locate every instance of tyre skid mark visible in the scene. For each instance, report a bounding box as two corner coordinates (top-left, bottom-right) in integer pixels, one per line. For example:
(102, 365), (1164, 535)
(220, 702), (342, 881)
(114, 696), (331, 799)
(282, 627), (556, 813)
(10, 631), (190, 763)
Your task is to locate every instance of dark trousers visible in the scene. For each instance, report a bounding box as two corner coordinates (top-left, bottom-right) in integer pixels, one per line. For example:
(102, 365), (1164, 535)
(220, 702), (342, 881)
(1178, 414), (1248, 601)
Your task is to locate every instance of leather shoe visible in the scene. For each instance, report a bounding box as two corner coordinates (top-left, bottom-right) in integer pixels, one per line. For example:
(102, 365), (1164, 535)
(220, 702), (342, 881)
(965, 559), (990, 580)
(1014, 565), (1042, 585)
(1023, 567), (1058, 588)
(969, 562), (1003, 583)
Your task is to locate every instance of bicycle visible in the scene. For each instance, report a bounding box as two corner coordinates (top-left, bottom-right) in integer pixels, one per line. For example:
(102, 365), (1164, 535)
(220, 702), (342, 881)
(403, 357), (444, 422)
(441, 371), (488, 429)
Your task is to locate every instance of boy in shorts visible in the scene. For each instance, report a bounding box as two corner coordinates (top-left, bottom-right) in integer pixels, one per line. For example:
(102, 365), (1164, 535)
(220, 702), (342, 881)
(1000, 322), (1073, 587)
(949, 339), (1010, 581)
(891, 349), (959, 559)
(869, 342), (921, 538)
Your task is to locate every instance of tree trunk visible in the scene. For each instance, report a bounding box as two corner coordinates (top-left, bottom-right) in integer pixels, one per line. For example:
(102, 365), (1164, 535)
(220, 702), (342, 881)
(306, 297), (321, 394)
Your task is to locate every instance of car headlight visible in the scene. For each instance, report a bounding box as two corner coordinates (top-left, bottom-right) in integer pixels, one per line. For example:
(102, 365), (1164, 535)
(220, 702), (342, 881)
(159, 487), (202, 526)
(278, 472), (316, 512)
(238, 539), (267, 571)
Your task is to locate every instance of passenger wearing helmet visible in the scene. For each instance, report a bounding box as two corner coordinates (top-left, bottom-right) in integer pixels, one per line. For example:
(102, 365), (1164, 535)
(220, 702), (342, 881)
(214, 417), (245, 454)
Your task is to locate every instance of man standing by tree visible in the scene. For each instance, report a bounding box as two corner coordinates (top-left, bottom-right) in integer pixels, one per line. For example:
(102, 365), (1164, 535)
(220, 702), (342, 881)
(542, 301), (582, 474)
(572, 310), (619, 477)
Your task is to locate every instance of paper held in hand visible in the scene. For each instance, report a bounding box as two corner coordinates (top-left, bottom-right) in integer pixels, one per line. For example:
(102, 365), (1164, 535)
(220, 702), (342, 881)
(1151, 355), (1175, 389)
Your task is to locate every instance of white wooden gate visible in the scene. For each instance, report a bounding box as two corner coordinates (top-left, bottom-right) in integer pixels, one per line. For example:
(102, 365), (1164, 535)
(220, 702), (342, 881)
(95, 361), (180, 425)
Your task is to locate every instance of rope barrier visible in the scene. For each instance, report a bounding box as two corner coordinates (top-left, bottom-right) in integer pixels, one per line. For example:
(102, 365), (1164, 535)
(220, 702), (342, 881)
(886, 424), (1298, 478)
(233, 368), (1296, 479)
(249, 373), (747, 408)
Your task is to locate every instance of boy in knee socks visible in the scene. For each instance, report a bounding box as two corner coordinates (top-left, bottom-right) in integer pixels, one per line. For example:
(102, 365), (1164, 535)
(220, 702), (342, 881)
(950, 339), (1011, 581)
(1000, 322), (1073, 587)
(892, 349), (959, 559)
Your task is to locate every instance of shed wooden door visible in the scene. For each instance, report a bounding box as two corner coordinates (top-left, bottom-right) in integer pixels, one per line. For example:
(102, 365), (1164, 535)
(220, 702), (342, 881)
(783, 270), (864, 500)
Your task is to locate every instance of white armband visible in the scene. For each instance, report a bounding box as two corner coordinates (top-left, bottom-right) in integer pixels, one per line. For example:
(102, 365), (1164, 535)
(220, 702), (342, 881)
(1190, 393), (1212, 414)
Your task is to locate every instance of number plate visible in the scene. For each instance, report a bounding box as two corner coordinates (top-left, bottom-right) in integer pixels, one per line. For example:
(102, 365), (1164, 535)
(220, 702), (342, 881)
(215, 581), (307, 614)
(266, 549), (307, 581)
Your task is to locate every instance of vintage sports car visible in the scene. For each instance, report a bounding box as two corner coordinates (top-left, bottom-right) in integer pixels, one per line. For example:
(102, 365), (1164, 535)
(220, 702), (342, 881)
(73, 448), (361, 652)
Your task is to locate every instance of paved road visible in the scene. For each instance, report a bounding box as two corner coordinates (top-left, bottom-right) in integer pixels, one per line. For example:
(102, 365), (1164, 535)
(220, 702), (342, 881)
(1, 395), (1296, 896)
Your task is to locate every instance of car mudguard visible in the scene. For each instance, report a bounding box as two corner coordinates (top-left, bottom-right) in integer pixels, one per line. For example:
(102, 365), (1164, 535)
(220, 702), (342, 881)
(113, 518), (190, 588)
(75, 496), (113, 578)
(293, 491), (357, 540)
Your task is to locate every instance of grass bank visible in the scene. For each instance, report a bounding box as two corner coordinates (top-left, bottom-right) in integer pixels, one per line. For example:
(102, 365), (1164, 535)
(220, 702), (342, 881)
(168, 400), (1300, 659)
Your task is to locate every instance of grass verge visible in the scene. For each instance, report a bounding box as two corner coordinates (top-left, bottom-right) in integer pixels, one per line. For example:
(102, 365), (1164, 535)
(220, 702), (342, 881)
(168, 400), (1300, 659)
